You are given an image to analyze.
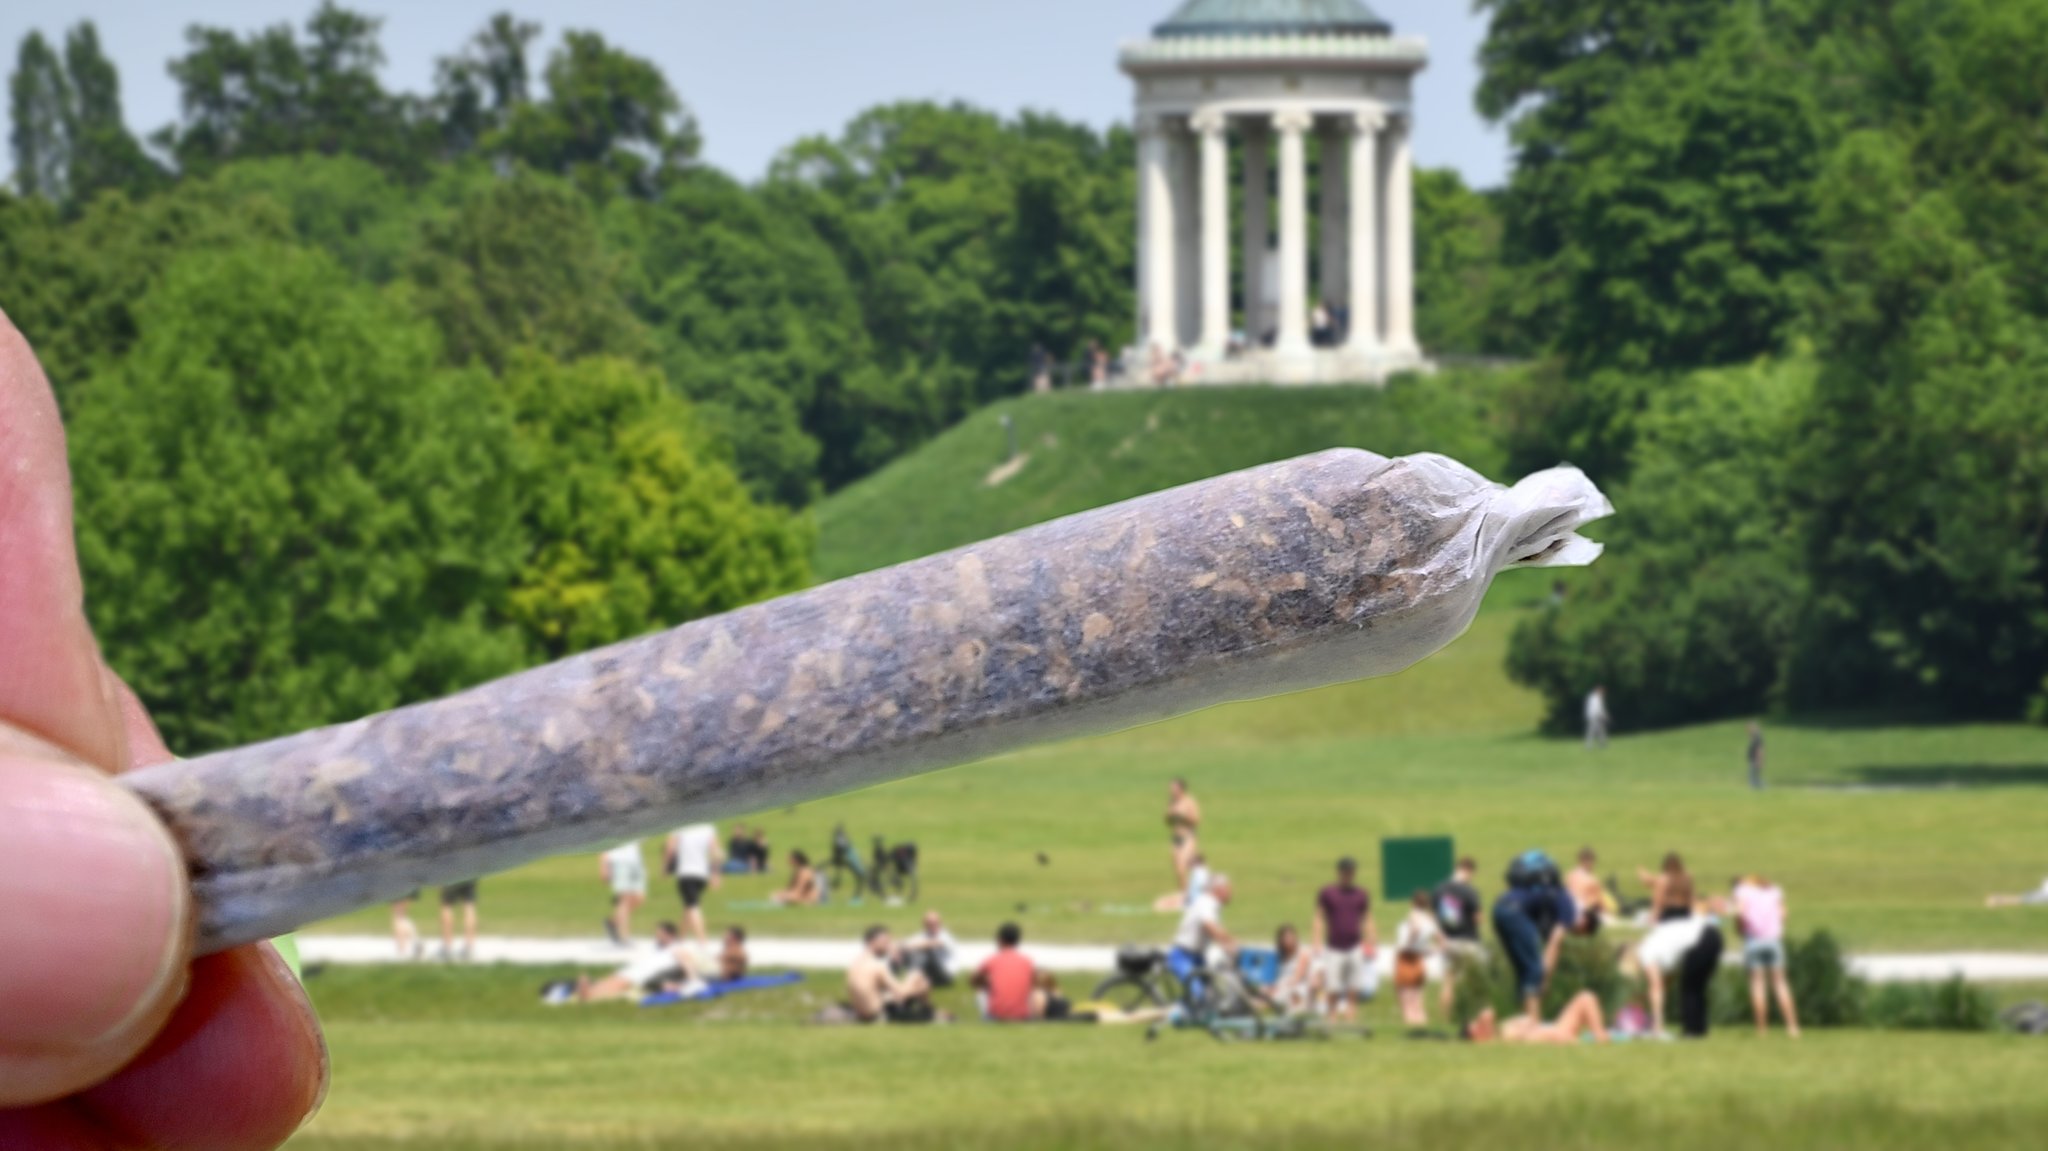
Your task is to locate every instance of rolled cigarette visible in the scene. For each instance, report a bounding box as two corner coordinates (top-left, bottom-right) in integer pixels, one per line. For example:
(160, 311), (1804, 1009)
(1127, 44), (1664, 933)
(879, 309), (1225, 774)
(122, 449), (1610, 953)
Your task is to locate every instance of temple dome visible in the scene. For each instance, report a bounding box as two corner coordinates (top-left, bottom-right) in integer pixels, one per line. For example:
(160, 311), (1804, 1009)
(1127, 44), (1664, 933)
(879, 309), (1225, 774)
(1153, 0), (1392, 39)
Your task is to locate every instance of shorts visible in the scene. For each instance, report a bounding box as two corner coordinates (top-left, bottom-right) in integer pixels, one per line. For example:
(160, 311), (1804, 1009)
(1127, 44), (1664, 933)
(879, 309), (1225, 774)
(1321, 946), (1378, 998)
(440, 880), (479, 906)
(611, 859), (647, 896)
(1743, 938), (1785, 970)
(882, 999), (934, 1024)
(677, 876), (709, 909)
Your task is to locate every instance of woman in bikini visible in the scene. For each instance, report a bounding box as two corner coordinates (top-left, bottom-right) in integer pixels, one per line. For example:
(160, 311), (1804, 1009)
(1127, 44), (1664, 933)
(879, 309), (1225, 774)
(1164, 777), (1202, 890)
(1637, 852), (1696, 923)
(1462, 991), (1610, 1045)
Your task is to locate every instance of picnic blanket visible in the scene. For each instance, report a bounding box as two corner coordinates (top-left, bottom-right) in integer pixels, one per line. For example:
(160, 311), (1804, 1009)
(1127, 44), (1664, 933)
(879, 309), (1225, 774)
(640, 971), (804, 1007)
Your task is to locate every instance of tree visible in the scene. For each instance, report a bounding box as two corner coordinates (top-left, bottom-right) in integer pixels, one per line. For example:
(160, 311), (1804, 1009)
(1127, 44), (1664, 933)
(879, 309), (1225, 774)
(405, 170), (649, 371)
(495, 30), (699, 198)
(432, 12), (539, 159)
(68, 240), (532, 751)
(62, 23), (166, 204)
(9, 32), (73, 201)
(159, 3), (426, 178)
(1506, 358), (1812, 731)
(498, 350), (812, 660)
(1412, 168), (1515, 356)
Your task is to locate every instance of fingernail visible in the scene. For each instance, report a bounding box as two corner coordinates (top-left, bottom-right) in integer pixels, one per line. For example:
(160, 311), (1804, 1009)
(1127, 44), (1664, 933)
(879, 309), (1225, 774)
(0, 758), (188, 1055)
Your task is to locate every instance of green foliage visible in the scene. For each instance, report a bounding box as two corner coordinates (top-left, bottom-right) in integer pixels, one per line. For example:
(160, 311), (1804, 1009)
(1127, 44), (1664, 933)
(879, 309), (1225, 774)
(67, 241), (531, 751)
(1450, 936), (1631, 1026)
(8, 31), (69, 200)
(8, 23), (161, 208)
(1712, 929), (1867, 1029)
(407, 170), (649, 371)
(498, 351), (812, 660)
(494, 30), (698, 199)
(1507, 359), (1811, 731)
(158, 3), (429, 179)
(1865, 977), (1998, 1033)
(1412, 170), (1518, 356)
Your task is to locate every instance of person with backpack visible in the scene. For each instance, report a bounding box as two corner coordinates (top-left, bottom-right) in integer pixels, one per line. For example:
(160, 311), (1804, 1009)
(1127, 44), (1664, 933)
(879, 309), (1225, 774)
(1490, 850), (1577, 1019)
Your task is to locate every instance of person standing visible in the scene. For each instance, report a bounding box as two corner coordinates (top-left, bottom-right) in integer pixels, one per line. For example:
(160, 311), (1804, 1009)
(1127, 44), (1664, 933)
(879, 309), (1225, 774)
(1394, 889), (1445, 1027)
(390, 890), (421, 959)
(1029, 343), (1052, 393)
(1584, 685), (1610, 749)
(665, 821), (723, 946)
(1432, 857), (1484, 1015)
(1638, 853), (1697, 923)
(1312, 857), (1377, 1023)
(1747, 722), (1767, 791)
(439, 879), (480, 962)
(1164, 777), (1202, 894)
(600, 840), (646, 946)
(1734, 875), (1801, 1037)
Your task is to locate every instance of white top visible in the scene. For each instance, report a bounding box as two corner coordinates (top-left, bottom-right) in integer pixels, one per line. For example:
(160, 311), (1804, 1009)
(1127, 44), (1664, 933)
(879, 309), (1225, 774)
(1584, 690), (1608, 722)
(1638, 916), (1711, 972)
(1174, 891), (1222, 953)
(1395, 910), (1443, 956)
(602, 842), (642, 871)
(911, 928), (958, 973)
(1186, 862), (1212, 902)
(672, 823), (718, 879)
(618, 946), (681, 987)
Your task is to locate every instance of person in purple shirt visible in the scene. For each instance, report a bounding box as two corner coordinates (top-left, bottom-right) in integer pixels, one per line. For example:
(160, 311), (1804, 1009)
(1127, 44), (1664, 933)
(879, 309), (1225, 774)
(1312, 857), (1377, 1022)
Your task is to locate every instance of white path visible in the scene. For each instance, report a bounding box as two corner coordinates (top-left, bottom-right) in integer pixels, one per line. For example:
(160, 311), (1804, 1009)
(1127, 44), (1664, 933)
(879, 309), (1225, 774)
(296, 935), (2048, 984)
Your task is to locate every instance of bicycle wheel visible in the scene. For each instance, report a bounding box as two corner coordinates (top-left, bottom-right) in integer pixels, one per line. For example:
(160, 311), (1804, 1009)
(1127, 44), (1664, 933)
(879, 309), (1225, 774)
(1092, 973), (1173, 1012)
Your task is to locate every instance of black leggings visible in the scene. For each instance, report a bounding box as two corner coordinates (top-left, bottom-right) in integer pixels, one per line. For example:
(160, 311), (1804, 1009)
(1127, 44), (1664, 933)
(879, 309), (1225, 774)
(1678, 925), (1725, 1037)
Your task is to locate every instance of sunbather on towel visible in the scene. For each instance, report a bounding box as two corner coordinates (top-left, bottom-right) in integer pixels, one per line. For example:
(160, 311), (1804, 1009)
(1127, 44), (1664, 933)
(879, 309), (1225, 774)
(577, 922), (707, 1003)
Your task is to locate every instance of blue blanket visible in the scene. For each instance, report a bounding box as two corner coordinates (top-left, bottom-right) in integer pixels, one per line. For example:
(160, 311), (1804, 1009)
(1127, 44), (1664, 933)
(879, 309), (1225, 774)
(640, 971), (805, 1007)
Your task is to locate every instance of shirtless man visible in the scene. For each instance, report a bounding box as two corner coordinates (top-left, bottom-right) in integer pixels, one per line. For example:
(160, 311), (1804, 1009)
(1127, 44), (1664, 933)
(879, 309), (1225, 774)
(1462, 990), (1610, 1045)
(1564, 847), (1607, 934)
(1164, 777), (1202, 890)
(847, 925), (934, 1023)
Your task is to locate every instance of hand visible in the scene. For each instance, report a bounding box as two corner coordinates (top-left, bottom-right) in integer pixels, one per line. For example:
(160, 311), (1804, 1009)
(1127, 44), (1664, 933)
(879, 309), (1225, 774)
(0, 313), (326, 1148)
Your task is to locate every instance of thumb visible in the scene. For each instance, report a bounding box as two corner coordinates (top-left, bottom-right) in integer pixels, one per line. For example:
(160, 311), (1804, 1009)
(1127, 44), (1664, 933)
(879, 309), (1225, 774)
(0, 312), (190, 1105)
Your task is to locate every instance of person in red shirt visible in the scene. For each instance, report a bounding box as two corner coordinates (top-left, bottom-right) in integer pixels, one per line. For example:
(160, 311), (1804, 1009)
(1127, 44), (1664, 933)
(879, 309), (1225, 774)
(973, 922), (1038, 1022)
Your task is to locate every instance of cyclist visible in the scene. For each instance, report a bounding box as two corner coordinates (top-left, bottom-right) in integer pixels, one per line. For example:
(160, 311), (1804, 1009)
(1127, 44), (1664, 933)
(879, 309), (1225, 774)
(1168, 872), (1238, 1006)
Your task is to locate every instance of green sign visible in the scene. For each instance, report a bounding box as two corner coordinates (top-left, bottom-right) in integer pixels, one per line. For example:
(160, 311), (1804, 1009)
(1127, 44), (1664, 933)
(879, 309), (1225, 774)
(1380, 836), (1455, 903)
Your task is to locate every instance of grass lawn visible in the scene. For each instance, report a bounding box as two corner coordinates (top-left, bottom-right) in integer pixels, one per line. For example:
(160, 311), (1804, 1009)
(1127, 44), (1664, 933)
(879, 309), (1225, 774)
(290, 965), (2048, 1150)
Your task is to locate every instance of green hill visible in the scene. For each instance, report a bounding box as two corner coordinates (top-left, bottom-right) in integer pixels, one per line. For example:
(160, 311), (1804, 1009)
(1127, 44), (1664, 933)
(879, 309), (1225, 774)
(813, 378), (1505, 581)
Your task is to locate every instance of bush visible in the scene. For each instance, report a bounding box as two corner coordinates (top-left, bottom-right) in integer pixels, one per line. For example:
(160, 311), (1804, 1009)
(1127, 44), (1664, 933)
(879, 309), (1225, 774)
(1451, 936), (1631, 1026)
(1866, 976), (1998, 1032)
(1712, 929), (1866, 1029)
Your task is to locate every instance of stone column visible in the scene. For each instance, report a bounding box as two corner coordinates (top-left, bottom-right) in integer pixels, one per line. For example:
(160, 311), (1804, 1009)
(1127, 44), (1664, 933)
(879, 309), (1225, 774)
(1137, 114), (1178, 352)
(1317, 118), (1347, 313)
(1273, 108), (1313, 357)
(1240, 124), (1269, 343)
(1174, 127), (1201, 351)
(1194, 109), (1230, 356)
(1385, 114), (1418, 355)
(1344, 108), (1385, 354)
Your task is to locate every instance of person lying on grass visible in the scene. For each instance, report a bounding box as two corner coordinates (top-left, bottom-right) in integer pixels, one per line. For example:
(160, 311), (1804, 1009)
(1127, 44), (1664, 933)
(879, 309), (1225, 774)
(771, 849), (821, 906)
(575, 922), (707, 1003)
(1461, 991), (1610, 1045)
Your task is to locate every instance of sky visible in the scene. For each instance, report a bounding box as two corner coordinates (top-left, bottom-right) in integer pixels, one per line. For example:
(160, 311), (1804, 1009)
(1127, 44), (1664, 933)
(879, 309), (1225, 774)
(1, 1), (1507, 190)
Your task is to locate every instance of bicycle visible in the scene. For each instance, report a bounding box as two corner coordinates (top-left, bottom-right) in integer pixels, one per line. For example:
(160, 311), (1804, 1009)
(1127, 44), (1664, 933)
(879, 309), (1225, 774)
(1091, 946), (1182, 1012)
(868, 836), (919, 904)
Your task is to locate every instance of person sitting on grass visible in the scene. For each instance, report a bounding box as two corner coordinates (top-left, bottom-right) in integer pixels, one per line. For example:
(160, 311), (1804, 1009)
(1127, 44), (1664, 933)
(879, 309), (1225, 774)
(719, 925), (750, 982)
(771, 849), (821, 906)
(848, 925), (939, 1023)
(574, 922), (706, 1003)
(1271, 924), (1320, 1016)
(898, 909), (959, 988)
(973, 922), (1037, 1022)
(1462, 991), (1611, 1045)
(1034, 970), (1073, 1020)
